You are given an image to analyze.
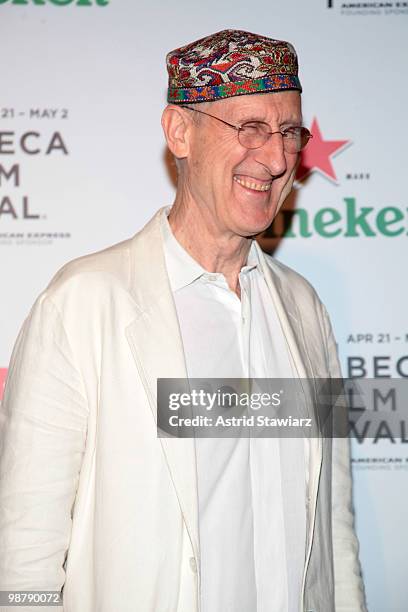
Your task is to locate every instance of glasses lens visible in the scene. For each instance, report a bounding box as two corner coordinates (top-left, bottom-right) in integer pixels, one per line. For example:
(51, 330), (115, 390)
(239, 124), (312, 152)
(238, 122), (270, 149)
(283, 127), (312, 153)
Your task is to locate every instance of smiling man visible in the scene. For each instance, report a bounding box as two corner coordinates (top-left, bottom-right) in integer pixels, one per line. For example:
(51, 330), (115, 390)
(0, 30), (366, 612)
(162, 90), (302, 292)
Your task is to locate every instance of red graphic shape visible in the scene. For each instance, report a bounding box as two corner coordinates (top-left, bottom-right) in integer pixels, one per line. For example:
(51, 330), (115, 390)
(0, 368), (7, 402)
(296, 117), (351, 183)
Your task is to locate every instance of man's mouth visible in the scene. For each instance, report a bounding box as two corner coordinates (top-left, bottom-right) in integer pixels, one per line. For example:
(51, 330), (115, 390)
(233, 175), (272, 192)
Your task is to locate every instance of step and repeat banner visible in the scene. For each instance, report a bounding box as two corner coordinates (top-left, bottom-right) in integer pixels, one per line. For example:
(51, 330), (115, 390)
(1, 1), (407, 610)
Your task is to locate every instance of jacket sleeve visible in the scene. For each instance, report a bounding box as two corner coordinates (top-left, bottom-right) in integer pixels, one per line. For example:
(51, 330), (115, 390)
(320, 303), (367, 612)
(0, 294), (88, 611)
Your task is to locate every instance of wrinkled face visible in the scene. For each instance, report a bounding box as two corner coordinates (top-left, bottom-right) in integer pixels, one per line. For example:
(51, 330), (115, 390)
(183, 90), (302, 237)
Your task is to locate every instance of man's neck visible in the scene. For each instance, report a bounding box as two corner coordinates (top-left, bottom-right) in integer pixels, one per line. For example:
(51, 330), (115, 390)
(167, 199), (252, 297)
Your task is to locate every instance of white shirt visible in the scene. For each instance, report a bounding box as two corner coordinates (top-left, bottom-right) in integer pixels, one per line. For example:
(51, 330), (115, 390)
(161, 209), (306, 612)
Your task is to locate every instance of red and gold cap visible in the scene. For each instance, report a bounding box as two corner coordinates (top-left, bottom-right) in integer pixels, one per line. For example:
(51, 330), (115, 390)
(166, 29), (302, 104)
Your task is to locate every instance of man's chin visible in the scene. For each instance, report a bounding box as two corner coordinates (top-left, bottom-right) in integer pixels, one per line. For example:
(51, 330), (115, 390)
(225, 196), (281, 237)
(239, 208), (279, 236)
(235, 218), (277, 238)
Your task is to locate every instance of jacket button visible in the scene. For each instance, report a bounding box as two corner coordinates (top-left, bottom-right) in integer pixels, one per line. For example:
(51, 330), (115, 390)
(189, 557), (197, 573)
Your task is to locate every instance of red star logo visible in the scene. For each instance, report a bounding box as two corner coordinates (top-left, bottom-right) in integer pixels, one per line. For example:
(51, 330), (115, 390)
(296, 118), (351, 183)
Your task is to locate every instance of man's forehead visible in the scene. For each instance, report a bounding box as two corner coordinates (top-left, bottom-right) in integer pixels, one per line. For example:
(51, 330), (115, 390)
(212, 91), (302, 121)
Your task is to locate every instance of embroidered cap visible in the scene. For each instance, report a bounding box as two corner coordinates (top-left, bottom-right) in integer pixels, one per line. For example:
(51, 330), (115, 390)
(166, 29), (302, 104)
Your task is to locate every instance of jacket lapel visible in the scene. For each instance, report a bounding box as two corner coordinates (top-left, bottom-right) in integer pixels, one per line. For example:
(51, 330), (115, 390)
(125, 209), (200, 560)
(254, 242), (323, 564)
(254, 241), (313, 379)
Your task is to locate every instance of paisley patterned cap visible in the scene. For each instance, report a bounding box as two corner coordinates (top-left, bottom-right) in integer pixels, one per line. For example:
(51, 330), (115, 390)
(166, 29), (302, 104)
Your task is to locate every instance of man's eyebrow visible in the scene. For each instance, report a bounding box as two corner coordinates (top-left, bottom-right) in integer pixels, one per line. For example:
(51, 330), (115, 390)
(232, 113), (266, 124)
(281, 118), (303, 127)
(233, 114), (303, 126)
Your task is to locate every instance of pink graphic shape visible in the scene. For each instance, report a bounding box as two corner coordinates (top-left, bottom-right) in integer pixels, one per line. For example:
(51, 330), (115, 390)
(0, 368), (7, 401)
(296, 117), (351, 183)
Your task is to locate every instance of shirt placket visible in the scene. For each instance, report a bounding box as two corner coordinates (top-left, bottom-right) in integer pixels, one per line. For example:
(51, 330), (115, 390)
(239, 272), (252, 378)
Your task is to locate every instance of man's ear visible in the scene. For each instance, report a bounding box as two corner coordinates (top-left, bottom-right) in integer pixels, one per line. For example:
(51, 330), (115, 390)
(161, 105), (191, 160)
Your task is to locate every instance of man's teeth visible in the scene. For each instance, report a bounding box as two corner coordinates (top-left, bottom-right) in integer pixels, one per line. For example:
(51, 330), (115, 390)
(234, 176), (272, 192)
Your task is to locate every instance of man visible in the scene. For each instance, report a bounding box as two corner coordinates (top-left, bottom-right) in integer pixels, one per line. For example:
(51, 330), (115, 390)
(0, 30), (366, 611)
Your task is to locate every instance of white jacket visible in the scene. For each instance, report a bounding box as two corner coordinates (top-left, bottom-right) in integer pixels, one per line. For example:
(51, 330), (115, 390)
(0, 207), (366, 612)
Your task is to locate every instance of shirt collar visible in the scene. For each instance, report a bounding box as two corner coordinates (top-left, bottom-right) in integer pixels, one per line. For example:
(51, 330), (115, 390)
(161, 206), (259, 293)
(162, 206), (207, 292)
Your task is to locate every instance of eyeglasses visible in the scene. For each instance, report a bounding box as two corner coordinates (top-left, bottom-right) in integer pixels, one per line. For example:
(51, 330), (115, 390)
(179, 104), (312, 153)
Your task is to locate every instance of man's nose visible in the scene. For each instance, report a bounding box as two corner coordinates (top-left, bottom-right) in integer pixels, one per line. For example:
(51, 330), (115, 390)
(253, 132), (288, 177)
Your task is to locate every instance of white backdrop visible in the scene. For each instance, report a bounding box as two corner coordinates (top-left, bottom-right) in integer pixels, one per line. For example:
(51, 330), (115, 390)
(1, 1), (407, 609)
